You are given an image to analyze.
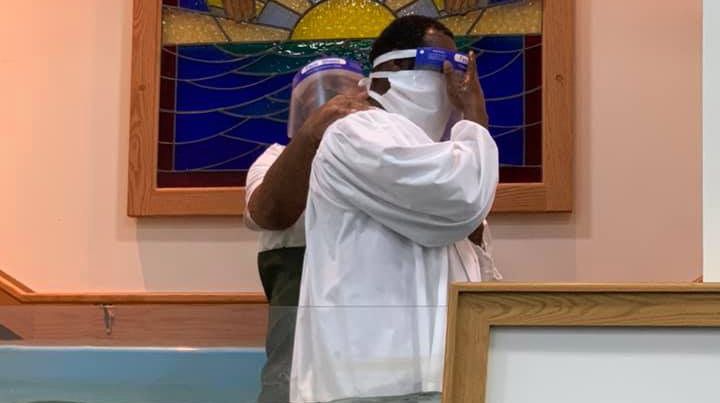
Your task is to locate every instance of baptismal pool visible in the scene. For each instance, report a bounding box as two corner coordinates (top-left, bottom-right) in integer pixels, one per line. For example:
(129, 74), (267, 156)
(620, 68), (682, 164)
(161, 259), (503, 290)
(0, 346), (266, 403)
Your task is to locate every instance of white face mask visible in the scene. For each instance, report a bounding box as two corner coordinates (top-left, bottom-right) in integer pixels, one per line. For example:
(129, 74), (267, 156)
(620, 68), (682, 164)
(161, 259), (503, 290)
(365, 49), (456, 142)
(367, 70), (452, 142)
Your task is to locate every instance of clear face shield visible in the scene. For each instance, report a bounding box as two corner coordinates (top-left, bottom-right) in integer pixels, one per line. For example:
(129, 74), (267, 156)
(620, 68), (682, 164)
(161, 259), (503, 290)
(287, 58), (365, 139)
(367, 48), (470, 141)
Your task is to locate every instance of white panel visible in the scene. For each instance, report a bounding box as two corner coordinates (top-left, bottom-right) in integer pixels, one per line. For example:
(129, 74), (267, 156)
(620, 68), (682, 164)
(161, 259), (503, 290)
(487, 327), (720, 403)
(704, 0), (720, 281)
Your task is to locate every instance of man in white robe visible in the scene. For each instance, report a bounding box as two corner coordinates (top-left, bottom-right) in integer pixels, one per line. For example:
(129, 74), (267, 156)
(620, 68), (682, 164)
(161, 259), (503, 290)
(291, 16), (500, 403)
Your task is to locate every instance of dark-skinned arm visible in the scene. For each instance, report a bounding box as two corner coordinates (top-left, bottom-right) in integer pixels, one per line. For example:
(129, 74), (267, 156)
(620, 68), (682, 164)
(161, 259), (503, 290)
(247, 93), (369, 230)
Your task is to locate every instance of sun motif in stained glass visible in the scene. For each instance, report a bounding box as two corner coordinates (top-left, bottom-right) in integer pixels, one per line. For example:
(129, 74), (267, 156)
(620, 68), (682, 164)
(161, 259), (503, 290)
(163, 0), (541, 44)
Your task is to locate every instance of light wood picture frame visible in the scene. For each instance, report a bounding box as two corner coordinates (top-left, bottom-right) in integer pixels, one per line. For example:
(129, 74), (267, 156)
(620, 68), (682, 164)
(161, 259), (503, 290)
(128, 0), (575, 216)
(442, 283), (720, 403)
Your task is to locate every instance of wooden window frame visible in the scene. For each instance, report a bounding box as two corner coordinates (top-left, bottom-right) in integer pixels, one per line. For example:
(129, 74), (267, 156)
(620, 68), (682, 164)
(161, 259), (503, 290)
(443, 283), (720, 403)
(127, 0), (574, 216)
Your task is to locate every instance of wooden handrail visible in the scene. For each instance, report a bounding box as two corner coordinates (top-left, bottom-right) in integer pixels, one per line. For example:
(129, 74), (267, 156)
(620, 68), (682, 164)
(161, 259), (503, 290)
(0, 270), (267, 305)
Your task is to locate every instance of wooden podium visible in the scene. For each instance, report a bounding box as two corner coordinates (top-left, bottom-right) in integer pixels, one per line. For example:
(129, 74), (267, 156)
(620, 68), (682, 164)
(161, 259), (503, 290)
(442, 283), (720, 403)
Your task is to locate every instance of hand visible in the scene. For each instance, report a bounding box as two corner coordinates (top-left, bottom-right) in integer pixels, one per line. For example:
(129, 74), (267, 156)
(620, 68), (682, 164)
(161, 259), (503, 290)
(443, 51), (489, 127)
(296, 92), (370, 144)
(468, 222), (485, 246)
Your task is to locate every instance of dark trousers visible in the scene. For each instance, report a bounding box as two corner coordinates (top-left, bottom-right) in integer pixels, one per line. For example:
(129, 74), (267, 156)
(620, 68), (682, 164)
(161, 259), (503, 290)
(257, 247), (305, 403)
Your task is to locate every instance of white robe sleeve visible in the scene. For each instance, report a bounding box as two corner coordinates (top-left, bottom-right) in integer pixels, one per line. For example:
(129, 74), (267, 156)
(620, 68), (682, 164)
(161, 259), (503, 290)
(312, 110), (499, 247)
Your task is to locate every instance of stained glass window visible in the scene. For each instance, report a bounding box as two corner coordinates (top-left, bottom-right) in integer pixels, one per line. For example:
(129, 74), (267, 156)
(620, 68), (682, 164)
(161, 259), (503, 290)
(158, 0), (543, 187)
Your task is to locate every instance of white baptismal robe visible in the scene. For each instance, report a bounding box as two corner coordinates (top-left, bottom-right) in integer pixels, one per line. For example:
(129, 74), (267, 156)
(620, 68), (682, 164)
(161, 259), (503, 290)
(290, 109), (499, 403)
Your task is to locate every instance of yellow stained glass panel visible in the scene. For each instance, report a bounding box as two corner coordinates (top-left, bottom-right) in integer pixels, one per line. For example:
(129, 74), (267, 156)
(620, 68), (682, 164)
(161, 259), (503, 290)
(163, 8), (227, 45)
(291, 0), (396, 40)
(218, 18), (290, 41)
(438, 10), (482, 36)
(433, 0), (445, 11)
(163, 6), (290, 44)
(256, 1), (265, 15)
(163, 0), (542, 44)
(471, 0), (542, 35)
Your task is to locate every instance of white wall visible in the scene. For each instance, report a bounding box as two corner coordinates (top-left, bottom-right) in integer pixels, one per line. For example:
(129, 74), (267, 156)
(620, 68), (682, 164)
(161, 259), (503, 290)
(704, 0), (720, 281)
(491, 0), (702, 283)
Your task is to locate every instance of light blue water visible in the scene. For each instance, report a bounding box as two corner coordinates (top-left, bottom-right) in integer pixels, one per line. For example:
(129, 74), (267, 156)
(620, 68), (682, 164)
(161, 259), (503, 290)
(0, 346), (266, 403)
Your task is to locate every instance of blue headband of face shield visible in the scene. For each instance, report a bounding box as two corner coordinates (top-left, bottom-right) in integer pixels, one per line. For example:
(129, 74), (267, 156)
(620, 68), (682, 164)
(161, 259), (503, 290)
(372, 48), (469, 72)
(292, 57), (364, 88)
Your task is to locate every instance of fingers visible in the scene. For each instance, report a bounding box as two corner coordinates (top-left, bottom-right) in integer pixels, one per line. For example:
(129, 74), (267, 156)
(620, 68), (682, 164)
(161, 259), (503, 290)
(339, 85), (368, 99)
(443, 60), (454, 82)
(330, 92), (364, 104)
(467, 50), (479, 83)
(322, 96), (368, 120)
(307, 90), (369, 131)
(348, 88), (369, 100)
(444, 61), (461, 94)
(332, 92), (370, 109)
(342, 98), (371, 115)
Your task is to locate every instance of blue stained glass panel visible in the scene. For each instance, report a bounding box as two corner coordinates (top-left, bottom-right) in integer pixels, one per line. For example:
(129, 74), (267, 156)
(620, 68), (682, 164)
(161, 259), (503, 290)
(175, 55), (264, 81)
(479, 52), (524, 99)
(238, 55), (316, 74)
(486, 97), (523, 128)
(178, 45), (242, 61)
(475, 51), (520, 78)
(488, 0), (525, 5)
(174, 135), (266, 171)
(212, 147), (268, 170)
(224, 97), (289, 117)
(195, 72), (296, 91)
(221, 118), (290, 145)
(493, 128), (525, 166)
(472, 36), (523, 52)
(175, 77), (290, 111)
(178, 0), (210, 12)
(160, 35), (542, 184)
(175, 112), (247, 143)
(272, 85), (294, 100)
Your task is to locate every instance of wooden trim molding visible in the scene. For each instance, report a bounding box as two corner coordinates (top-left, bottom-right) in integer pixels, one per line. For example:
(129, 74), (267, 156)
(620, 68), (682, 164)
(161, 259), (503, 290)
(0, 271), (33, 293)
(127, 0), (575, 216)
(0, 304), (268, 347)
(0, 270), (267, 305)
(492, 0), (575, 212)
(0, 272), (269, 346)
(443, 282), (720, 403)
(127, 0), (247, 216)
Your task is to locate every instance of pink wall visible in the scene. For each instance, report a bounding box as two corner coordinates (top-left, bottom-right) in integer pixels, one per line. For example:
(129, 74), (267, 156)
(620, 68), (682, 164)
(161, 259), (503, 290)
(492, 0), (703, 282)
(0, 0), (702, 292)
(0, 1), (261, 292)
